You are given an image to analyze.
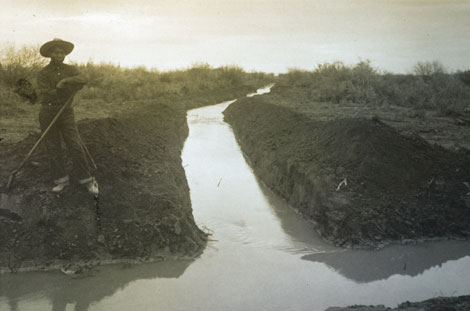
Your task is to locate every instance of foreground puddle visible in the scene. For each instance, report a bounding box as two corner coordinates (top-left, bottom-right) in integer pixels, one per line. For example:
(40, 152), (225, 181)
(1, 90), (470, 311)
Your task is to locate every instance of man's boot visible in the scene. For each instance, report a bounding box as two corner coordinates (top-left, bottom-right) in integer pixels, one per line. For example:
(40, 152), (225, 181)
(80, 177), (99, 195)
(52, 176), (69, 192)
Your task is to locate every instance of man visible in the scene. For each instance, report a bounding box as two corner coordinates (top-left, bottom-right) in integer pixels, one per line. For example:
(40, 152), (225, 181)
(36, 38), (98, 195)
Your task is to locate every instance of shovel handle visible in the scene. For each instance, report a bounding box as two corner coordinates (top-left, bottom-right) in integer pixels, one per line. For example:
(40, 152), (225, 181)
(79, 135), (98, 171)
(6, 90), (78, 191)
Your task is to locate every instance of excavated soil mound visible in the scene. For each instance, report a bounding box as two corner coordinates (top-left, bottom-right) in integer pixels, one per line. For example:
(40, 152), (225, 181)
(0, 102), (206, 271)
(224, 98), (470, 247)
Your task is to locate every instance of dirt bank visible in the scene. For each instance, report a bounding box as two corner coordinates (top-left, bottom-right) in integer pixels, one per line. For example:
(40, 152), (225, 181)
(326, 295), (470, 311)
(224, 98), (470, 247)
(265, 84), (470, 151)
(0, 87), (253, 272)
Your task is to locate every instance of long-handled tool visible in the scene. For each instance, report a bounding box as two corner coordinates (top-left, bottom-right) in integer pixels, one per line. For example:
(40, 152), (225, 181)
(5, 90), (78, 192)
(79, 135), (97, 171)
(17, 79), (97, 171)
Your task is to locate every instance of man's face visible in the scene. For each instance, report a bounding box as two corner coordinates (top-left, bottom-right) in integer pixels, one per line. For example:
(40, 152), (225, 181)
(50, 47), (65, 64)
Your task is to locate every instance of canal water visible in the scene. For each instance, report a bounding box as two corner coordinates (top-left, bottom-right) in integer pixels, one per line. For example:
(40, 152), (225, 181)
(1, 88), (470, 311)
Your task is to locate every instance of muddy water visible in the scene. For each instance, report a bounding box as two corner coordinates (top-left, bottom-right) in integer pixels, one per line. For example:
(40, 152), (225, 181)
(1, 92), (470, 311)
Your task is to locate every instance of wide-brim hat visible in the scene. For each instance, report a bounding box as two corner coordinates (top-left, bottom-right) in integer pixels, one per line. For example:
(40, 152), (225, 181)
(40, 38), (74, 57)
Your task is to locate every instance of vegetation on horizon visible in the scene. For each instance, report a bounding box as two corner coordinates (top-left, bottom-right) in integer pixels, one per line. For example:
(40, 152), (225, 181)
(281, 61), (470, 115)
(2, 44), (470, 116)
(0, 44), (272, 115)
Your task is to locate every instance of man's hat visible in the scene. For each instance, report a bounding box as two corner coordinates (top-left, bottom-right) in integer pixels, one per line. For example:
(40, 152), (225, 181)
(40, 38), (74, 57)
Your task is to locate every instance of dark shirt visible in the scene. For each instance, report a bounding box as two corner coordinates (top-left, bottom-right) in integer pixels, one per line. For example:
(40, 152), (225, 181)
(36, 62), (81, 105)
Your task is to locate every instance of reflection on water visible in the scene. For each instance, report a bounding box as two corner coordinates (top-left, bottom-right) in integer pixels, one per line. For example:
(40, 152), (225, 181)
(0, 260), (192, 311)
(246, 83), (276, 97)
(253, 177), (337, 254)
(1, 89), (470, 311)
(302, 241), (470, 283)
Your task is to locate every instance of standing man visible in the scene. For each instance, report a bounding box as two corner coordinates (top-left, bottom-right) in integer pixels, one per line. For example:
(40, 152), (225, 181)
(36, 38), (98, 195)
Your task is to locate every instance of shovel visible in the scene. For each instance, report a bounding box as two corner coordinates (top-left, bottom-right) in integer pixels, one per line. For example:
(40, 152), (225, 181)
(0, 89), (82, 212)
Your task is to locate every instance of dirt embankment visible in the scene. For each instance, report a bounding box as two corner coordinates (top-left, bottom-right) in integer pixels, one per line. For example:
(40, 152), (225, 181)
(224, 97), (470, 248)
(326, 295), (470, 311)
(0, 87), (253, 272)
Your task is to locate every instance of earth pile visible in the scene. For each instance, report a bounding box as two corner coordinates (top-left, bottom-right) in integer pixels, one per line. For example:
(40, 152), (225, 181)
(224, 98), (470, 247)
(0, 101), (206, 271)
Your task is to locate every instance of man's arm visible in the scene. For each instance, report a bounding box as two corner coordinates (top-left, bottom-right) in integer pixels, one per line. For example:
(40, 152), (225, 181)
(57, 73), (88, 88)
(57, 66), (88, 89)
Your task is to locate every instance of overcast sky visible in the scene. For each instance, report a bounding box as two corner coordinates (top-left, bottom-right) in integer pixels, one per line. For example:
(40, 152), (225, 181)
(1, 0), (470, 73)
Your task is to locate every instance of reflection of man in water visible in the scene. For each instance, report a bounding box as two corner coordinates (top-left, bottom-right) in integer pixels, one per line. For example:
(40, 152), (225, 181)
(36, 39), (98, 194)
(50, 261), (191, 311)
(1, 260), (192, 311)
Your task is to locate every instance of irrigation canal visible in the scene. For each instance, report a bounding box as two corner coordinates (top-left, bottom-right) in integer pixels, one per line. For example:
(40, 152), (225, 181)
(1, 86), (470, 311)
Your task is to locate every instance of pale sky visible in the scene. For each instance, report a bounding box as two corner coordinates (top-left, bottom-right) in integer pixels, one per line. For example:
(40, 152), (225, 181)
(1, 0), (470, 73)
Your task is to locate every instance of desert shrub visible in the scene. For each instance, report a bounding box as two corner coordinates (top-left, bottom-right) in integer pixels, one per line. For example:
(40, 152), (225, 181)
(216, 65), (245, 86)
(456, 70), (470, 87)
(0, 44), (46, 87)
(282, 61), (382, 105)
(379, 70), (470, 113)
(0, 82), (24, 115)
(75, 62), (273, 104)
(0, 44), (45, 114)
(428, 74), (470, 115)
(413, 60), (446, 76)
(278, 60), (470, 114)
(284, 68), (314, 86)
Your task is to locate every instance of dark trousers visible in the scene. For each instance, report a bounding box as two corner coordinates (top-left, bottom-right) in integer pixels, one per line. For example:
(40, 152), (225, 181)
(39, 105), (91, 183)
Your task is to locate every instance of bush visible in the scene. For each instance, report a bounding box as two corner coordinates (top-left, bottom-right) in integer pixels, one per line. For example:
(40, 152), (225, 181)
(76, 62), (273, 104)
(0, 44), (46, 87)
(0, 44), (273, 114)
(0, 83), (24, 115)
(457, 70), (470, 87)
(0, 44), (46, 114)
(413, 60), (446, 76)
(278, 60), (470, 114)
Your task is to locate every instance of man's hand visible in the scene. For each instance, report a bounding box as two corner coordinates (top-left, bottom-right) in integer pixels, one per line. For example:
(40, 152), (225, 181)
(56, 78), (69, 89)
(15, 78), (38, 104)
